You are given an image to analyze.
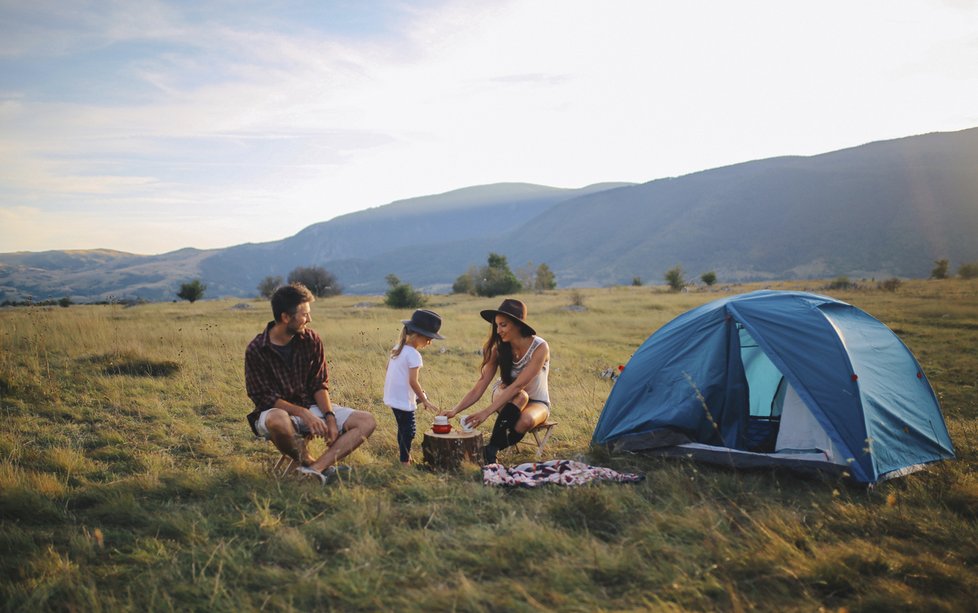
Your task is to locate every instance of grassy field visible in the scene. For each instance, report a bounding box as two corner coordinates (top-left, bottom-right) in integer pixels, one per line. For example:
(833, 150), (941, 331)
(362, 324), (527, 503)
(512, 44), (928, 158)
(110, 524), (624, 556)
(1, 281), (976, 611)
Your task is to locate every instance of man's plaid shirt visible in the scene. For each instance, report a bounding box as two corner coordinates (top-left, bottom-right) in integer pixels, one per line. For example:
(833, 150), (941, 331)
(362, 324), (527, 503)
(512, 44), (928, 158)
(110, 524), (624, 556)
(244, 321), (329, 434)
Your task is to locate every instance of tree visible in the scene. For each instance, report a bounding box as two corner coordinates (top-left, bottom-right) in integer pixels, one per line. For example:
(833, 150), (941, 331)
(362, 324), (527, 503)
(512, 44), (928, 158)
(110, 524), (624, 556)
(632, 276), (642, 286)
(257, 275), (283, 298)
(958, 262), (978, 279)
(452, 267), (477, 294)
(517, 261), (557, 292)
(177, 279), (206, 303)
(515, 261), (536, 291)
(931, 259), (950, 280)
(452, 254), (522, 297)
(287, 266), (341, 297)
(664, 265), (685, 292)
(700, 271), (717, 286)
(534, 263), (557, 291)
(384, 274), (427, 309)
(477, 253), (522, 297)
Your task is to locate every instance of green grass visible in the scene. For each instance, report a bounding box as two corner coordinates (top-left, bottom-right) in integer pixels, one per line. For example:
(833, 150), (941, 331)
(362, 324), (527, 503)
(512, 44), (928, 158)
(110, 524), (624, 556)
(1, 281), (977, 611)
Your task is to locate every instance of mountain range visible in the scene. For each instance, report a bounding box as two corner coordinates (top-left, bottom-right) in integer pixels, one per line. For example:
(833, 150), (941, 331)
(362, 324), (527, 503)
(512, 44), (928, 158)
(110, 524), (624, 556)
(2, 127), (977, 301)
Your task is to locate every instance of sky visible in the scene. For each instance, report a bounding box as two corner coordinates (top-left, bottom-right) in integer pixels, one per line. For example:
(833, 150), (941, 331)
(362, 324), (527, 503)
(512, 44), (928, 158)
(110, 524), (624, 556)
(1, 0), (977, 255)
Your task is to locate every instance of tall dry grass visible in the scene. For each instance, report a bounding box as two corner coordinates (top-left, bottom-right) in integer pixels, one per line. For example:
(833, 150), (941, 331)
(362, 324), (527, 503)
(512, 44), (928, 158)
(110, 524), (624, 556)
(1, 281), (976, 611)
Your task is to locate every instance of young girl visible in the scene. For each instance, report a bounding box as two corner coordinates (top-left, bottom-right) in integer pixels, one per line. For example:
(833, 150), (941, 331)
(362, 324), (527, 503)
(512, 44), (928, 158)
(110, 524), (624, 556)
(383, 309), (444, 465)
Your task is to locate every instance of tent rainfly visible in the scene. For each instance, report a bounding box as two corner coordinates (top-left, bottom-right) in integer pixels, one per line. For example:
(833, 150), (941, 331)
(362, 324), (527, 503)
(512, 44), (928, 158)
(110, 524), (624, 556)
(592, 290), (955, 484)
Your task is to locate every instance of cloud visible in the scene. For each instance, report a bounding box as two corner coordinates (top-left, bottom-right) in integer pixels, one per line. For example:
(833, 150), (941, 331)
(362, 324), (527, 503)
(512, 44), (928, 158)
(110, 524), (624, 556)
(1, 0), (977, 254)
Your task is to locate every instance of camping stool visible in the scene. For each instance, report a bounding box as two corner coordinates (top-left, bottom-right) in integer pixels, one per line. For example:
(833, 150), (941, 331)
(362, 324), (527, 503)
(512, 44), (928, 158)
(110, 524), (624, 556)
(270, 433), (312, 477)
(519, 420), (558, 458)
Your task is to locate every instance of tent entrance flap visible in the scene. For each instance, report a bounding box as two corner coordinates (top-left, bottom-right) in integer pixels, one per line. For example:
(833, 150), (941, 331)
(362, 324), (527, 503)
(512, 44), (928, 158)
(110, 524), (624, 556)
(739, 326), (784, 452)
(737, 325), (839, 460)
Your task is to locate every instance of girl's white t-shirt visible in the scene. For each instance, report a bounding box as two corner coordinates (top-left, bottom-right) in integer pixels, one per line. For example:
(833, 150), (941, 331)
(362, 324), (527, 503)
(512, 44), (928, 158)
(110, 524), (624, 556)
(384, 345), (423, 411)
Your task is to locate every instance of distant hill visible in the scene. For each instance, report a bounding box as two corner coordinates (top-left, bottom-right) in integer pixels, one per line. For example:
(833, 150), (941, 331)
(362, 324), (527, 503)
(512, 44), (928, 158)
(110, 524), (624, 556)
(0, 183), (630, 301)
(2, 127), (977, 301)
(496, 128), (978, 285)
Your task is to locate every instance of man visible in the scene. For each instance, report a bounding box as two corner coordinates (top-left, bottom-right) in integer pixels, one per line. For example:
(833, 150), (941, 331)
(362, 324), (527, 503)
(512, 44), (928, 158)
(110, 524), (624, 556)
(245, 283), (375, 484)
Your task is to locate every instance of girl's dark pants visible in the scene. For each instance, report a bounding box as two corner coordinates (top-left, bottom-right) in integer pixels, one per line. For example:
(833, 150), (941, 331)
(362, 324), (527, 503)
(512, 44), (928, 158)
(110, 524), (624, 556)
(391, 407), (416, 462)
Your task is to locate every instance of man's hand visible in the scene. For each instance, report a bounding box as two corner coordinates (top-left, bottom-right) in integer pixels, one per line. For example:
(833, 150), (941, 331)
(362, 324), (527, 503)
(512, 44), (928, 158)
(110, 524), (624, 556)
(324, 413), (340, 445)
(299, 406), (328, 438)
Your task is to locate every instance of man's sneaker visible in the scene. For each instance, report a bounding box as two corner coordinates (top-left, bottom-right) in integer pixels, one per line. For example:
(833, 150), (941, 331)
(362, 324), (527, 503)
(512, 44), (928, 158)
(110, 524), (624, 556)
(322, 465), (352, 482)
(297, 464), (351, 485)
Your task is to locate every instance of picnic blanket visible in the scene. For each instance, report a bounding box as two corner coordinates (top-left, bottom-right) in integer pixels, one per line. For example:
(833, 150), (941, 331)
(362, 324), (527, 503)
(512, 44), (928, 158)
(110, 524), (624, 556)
(483, 459), (644, 488)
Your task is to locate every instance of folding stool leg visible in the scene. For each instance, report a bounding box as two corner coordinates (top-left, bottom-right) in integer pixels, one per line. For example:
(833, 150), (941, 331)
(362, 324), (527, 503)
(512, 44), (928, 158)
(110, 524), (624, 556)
(532, 424), (556, 458)
(271, 434), (309, 477)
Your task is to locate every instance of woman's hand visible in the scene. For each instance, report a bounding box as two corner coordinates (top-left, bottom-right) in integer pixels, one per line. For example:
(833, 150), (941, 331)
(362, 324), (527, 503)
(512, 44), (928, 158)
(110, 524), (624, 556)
(463, 409), (492, 429)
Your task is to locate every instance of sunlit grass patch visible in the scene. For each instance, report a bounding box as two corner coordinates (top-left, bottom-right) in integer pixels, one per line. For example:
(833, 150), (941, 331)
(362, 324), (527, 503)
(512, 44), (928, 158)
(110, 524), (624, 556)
(1, 285), (976, 610)
(15, 542), (101, 610)
(9, 468), (69, 497)
(260, 525), (318, 568)
(42, 445), (99, 478)
(88, 445), (146, 476)
(943, 475), (978, 520)
(84, 490), (151, 527)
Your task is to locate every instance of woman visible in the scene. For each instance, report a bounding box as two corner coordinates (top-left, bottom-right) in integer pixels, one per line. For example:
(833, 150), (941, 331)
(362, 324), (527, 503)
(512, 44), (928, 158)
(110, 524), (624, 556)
(442, 298), (550, 464)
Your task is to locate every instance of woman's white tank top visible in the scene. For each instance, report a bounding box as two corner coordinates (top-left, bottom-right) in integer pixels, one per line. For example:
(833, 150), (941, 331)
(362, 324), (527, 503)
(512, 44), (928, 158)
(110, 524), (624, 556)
(509, 336), (549, 404)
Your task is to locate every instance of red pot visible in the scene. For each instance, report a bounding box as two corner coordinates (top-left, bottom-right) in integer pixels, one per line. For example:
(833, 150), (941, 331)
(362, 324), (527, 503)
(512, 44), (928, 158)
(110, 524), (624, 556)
(432, 424), (452, 434)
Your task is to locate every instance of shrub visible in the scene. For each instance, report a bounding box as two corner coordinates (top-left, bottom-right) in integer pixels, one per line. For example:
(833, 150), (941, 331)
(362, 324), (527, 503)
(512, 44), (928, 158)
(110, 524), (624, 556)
(931, 259), (950, 279)
(177, 280), (206, 303)
(826, 276), (852, 290)
(664, 265), (685, 292)
(384, 274), (426, 309)
(287, 266), (341, 297)
(257, 275), (283, 298)
(878, 277), (903, 292)
(700, 271), (717, 286)
(385, 284), (426, 309)
(631, 276), (642, 286)
(958, 262), (978, 279)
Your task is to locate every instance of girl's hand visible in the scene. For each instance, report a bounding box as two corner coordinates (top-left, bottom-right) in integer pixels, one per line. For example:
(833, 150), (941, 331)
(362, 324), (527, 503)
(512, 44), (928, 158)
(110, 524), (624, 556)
(422, 399), (440, 413)
(438, 409), (456, 418)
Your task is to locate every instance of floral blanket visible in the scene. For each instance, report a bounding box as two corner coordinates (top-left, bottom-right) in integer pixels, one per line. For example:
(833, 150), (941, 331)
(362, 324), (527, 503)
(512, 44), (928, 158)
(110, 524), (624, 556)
(482, 459), (644, 488)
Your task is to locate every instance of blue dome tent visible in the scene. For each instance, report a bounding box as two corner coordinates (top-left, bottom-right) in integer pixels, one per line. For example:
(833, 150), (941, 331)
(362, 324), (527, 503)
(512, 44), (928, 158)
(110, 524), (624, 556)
(592, 291), (955, 484)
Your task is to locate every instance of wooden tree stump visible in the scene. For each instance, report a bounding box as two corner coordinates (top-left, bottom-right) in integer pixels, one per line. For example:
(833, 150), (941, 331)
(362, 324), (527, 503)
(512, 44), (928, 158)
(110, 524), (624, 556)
(422, 429), (484, 470)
